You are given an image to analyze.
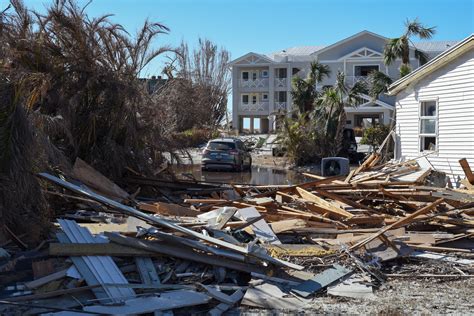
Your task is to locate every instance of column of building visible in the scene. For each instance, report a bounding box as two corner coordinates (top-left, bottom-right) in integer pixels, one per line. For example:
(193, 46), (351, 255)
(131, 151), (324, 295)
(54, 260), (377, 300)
(268, 65), (275, 132)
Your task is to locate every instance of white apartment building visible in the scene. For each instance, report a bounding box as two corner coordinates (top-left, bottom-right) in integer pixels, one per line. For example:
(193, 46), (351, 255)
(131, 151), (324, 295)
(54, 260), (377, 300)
(229, 30), (457, 134)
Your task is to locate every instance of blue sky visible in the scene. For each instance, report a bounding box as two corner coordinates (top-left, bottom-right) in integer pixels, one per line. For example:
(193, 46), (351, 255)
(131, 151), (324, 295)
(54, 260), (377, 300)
(23, 0), (474, 77)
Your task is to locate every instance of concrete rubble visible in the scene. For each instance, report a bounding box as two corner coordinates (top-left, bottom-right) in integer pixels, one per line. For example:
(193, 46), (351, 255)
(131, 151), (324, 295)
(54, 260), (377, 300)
(0, 154), (473, 314)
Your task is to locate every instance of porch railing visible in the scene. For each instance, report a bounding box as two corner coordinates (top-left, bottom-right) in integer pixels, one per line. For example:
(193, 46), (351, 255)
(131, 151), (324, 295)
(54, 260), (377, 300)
(274, 102), (287, 111)
(239, 78), (269, 89)
(239, 102), (269, 112)
(274, 78), (287, 88)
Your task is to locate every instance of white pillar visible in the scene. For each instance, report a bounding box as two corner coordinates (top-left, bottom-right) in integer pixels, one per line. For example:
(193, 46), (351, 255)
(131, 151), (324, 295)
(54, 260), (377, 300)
(268, 65), (275, 133)
(232, 66), (240, 133)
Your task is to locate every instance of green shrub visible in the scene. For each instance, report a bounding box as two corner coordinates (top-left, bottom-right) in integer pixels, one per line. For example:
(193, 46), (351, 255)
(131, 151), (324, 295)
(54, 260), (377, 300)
(360, 124), (391, 151)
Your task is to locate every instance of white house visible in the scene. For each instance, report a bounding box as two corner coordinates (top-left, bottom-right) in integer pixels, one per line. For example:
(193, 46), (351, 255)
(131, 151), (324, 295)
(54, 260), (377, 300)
(229, 30), (457, 134)
(388, 34), (474, 185)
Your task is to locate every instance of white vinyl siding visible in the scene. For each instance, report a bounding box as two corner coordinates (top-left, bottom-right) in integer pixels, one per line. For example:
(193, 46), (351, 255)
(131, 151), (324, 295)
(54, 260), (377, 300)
(395, 49), (474, 185)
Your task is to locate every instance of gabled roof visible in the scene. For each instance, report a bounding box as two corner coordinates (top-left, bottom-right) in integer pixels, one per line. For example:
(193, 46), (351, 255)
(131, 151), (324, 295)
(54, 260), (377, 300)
(310, 30), (389, 56)
(268, 45), (326, 57)
(388, 34), (474, 95)
(228, 52), (274, 66)
(413, 41), (459, 52)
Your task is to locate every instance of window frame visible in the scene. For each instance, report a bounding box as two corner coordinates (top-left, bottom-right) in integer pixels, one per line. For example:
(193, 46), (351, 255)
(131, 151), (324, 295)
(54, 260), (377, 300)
(241, 94), (249, 104)
(353, 64), (380, 77)
(418, 99), (439, 153)
(241, 71), (249, 80)
(262, 93), (268, 101)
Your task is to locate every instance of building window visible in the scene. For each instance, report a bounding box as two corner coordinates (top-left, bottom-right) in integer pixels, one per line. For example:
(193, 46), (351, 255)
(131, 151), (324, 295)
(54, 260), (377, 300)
(354, 65), (379, 76)
(275, 68), (287, 78)
(275, 91), (286, 102)
(252, 72), (257, 80)
(242, 72), (249, 80)
(261, 70), (269, 78)
(419, 100), (438, 152)
(242, 94), (249, 104)
(262, 94), (268, 101)
(252, 95), (257, 104)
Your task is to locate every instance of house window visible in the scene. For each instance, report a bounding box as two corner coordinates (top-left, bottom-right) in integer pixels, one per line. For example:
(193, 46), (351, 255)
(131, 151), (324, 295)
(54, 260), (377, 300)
(252, 72), (257, 80)
(242, 94), (249, 104)
(242, 72), (249, 80)
(262, 94), (268, 101)
(354, 65), (379, 76)
(419, 100), (438, 152)
(261, 70), (269, 78)
(275, 68), (287, 78)
(275, 91), (286, 102)
(252, 95), (257, 104)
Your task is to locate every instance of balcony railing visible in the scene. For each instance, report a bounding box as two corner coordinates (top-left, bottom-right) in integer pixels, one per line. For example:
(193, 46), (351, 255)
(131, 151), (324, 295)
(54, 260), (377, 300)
(240, 78), (268, 89)
(240, 102), (269, 112)
(274, 78), (287, 88)
(346, 75), (370, 86)
(274, 102), (287, 111)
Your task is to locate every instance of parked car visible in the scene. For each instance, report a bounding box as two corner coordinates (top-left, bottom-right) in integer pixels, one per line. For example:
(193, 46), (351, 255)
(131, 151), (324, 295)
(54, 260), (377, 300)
(201, 138), (252, 172)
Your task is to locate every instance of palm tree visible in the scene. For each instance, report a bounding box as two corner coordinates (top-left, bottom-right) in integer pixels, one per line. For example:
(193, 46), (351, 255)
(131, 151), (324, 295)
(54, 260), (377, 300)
(314, 71), (366, 156)
(291, 61), (331, 113)
(384, 18), (436, 77)
(367, 70), (393, 100)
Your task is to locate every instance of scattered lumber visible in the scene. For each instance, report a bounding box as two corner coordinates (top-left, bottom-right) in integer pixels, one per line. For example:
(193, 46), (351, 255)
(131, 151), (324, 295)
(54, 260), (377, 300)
(2, 154), (473, 314)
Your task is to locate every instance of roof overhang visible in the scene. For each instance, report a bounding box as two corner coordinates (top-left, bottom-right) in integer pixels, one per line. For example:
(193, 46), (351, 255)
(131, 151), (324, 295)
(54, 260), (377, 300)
(388, 34), (474, 95)
(228, 52), (274, 66)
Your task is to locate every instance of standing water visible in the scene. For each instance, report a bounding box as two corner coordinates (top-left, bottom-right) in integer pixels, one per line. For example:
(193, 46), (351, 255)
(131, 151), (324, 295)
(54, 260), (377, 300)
(170, 165), (311, 186)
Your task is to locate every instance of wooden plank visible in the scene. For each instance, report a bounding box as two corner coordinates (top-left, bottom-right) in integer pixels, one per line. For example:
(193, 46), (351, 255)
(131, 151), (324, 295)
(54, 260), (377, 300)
(314, 188), (375, 213)
(139, 202), (199, 217)
(135, 257), (161, 285)
(25, 268), (69, 290)
(84, 290), (211, 314)
(296, 187), (353, 219)
(72, 157), (129, 201)
(350, 198), (444, 250)
(459, 158), (474, 184)
(269, 219), (307, 234)
(105, 233), (267, 274)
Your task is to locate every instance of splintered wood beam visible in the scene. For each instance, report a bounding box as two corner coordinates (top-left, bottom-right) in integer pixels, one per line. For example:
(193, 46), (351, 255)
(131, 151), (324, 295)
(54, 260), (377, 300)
(314, 188), (376, 213)
(459, 158), (474, 184)
(295, 187), (353, 219)
(349, 198), (444, 250)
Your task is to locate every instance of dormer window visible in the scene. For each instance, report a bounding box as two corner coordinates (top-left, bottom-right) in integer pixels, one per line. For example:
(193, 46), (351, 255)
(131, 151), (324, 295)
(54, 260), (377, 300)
(354, 65), (379, 76)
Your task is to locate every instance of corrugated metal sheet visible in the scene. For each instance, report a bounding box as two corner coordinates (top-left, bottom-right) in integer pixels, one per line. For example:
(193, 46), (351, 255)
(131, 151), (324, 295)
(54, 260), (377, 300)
(58, 219), (135, 303)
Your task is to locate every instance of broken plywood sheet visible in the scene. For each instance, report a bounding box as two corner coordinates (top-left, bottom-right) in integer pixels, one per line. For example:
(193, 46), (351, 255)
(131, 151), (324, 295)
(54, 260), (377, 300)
(291, 264), (353, 298)
(72, 157), (129, 201)
(236, 207), (281, 245)
(139, 202), (200, 217)
(269, 219), (307, 234)
(242, 283), (310, 311)
(83, 290), (211, 314)
(327, 275), (375, 299)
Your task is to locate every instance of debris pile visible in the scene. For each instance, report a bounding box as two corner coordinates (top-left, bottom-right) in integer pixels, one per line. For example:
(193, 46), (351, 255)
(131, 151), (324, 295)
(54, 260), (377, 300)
(0, 154), (473, 314)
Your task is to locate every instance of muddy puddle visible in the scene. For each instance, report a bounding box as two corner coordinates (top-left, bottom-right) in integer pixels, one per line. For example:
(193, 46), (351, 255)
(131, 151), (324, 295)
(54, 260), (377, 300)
(170, 164), (312, 186)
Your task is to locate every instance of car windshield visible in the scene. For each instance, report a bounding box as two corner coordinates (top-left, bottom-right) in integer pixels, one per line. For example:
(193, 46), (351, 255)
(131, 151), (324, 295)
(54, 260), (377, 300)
(208, 141), (236, 150)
